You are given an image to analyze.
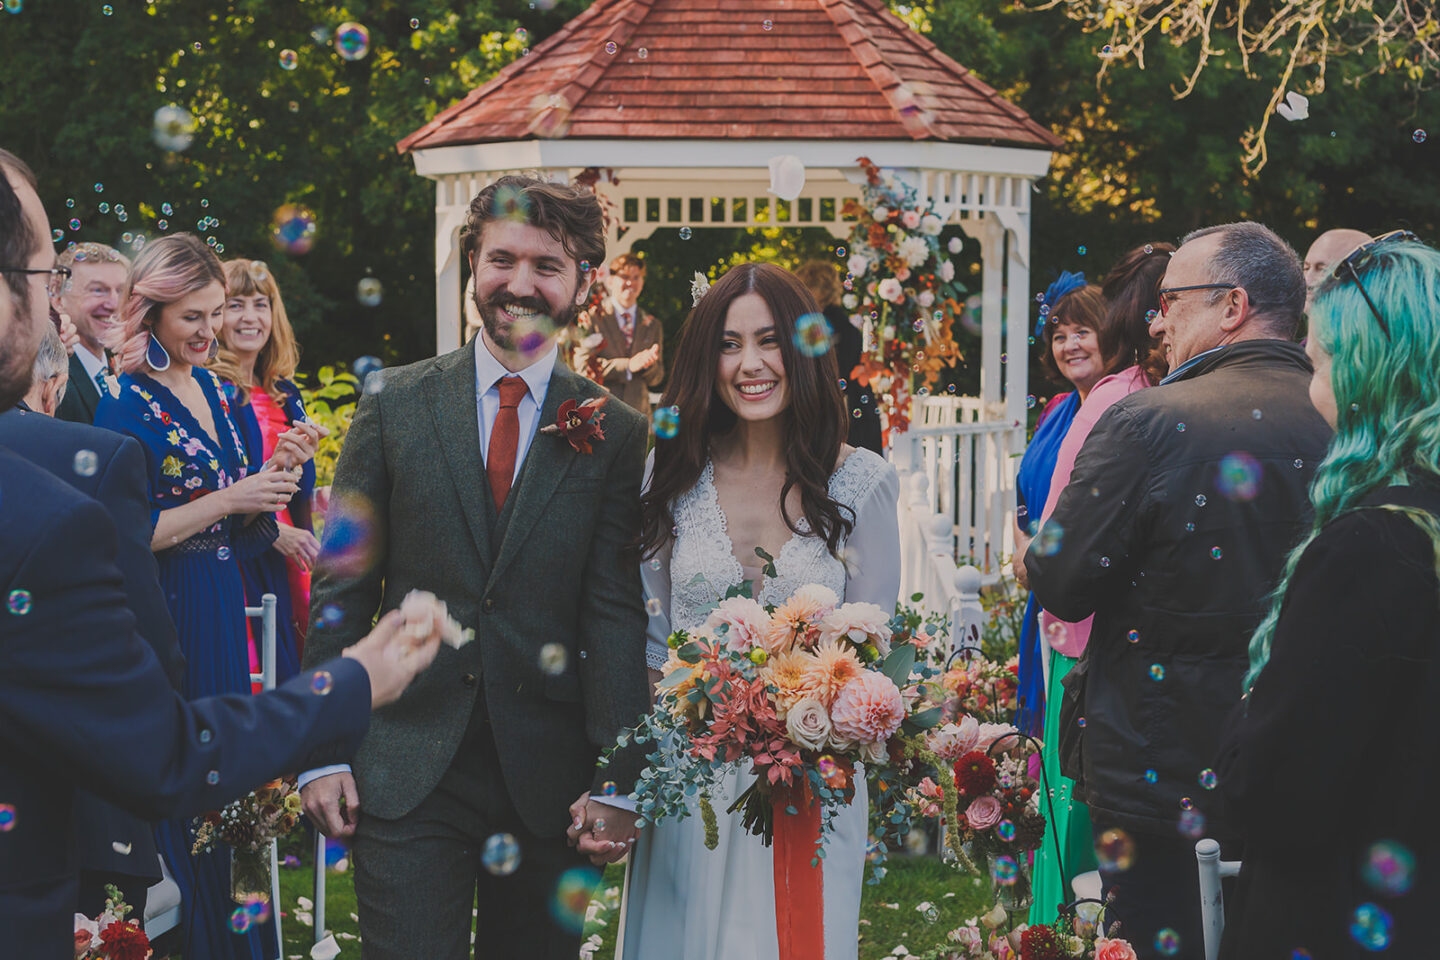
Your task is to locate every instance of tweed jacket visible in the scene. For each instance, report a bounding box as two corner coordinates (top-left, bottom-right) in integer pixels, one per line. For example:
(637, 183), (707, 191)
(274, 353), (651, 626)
(572, 300), (664, 415)
(303, 341), (652, 837)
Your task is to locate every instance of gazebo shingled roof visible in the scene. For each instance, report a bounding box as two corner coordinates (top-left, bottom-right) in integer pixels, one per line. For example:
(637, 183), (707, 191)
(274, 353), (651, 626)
(397, 0), (1061, 152)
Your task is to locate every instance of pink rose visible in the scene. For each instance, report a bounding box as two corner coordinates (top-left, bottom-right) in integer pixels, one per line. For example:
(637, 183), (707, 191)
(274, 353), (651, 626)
(975, 722), (1019, 753)
(902, 209), (922, 229)
(1095, 938), (1139, 960)
(895, 267), (911, 282)
(964, 794), (1002, 830)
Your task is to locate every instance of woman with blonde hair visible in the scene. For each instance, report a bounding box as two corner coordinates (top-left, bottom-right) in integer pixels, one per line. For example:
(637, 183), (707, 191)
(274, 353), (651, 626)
(212, 258), (319, 679)
(95, 233), (322, 960)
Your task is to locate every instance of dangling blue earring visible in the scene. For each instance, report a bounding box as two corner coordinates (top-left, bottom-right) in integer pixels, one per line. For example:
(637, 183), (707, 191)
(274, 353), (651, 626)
(146, 334), (171, 372)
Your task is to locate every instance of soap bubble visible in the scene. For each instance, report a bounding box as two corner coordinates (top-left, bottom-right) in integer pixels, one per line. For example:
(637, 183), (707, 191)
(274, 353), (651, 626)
(1217, 451), (1261, 502)
(646, 597), (663, 616)
(73, 449), (98, 477)
(1149, 663), (1165, 681)
(538, 643), (567, 675)
(152, 105), (196, 151)
(1144, 769), (1158, 783)
(228, 906), (253, 933)
(356, 277), (383, 307)
(1033, 522), (1064, 557)
(271, 204), (316, 255)
(0, 804), (14, 831)
(279, 49), (298, 70)
(794, 313), (833, 356)
(1349, 904), (1393, 951)
(1153, 929), (1181, 955)
(335, 22), (370, 60)
(482, 833), (522, 876)
(1178, 808), (1206, 838)
(1095, 828), (1134, 871)
(679, 226), (692, 240)
(7, 589), (32, 616)
(990, 855), (1018, 886)
(316, 492), (379, 579)
(636, 47), (649, 59)
(762, 18), (773, 30)
(652, 405), (680, 439)
(605, 40), (618, 54)
(310, 670), (334, 695)
(1198, 768), (1218, 790)
(996, 820), (1016, 841)
(527, 93), (573, 138)
(1362, 840), (1416, 896)
(1414, 129), (1427, 144)
(550, 866), (600, 933)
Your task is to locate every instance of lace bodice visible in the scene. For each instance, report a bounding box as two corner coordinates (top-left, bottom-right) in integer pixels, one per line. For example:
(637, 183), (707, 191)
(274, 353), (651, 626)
(668, 448), (891, 632)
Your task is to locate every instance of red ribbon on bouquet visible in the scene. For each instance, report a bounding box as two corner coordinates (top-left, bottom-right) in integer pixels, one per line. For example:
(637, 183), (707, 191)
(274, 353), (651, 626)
(772, 779), (825, 960)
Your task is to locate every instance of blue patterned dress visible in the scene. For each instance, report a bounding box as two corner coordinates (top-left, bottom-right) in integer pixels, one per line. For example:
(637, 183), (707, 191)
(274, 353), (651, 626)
(95, 368), (280, 960)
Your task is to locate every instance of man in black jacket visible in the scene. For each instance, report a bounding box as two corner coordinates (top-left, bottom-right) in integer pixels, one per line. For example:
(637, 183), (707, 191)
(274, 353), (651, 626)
(1026, 222), (1333, 956)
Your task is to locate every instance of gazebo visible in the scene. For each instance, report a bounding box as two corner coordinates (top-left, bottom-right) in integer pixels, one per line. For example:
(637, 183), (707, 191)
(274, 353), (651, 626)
(398, 0), (1061, 590)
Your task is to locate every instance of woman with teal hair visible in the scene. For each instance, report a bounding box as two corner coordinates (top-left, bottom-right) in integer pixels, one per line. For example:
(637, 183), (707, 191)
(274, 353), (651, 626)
(1218, 232), (1440, 957)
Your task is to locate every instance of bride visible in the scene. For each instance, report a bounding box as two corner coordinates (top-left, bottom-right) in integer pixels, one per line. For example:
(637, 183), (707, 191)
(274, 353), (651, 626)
(618, 262), (900, 960)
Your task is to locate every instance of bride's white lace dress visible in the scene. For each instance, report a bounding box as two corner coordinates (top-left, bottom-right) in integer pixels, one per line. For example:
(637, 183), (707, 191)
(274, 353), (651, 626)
(618, 447), (901, 960)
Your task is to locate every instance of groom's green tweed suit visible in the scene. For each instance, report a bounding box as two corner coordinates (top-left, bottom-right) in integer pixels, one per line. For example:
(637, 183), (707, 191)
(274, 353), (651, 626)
(303, 340), (651, 838)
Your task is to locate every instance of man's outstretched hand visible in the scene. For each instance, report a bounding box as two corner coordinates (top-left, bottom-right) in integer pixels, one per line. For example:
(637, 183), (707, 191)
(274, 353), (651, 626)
(566, 791), (639, 865)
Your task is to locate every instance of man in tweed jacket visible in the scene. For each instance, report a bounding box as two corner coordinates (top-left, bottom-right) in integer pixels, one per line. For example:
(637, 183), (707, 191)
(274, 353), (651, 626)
(299, 176), (651, 959)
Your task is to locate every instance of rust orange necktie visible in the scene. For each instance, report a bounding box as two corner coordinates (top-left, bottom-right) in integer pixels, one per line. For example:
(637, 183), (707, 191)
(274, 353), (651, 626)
(487, 376), (528, 512)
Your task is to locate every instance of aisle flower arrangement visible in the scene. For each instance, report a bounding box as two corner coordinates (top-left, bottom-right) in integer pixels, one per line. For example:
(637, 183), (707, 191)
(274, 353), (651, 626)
(74, 885), (151, 960)
(842, 157), (968, 442)
(192, 777), (303, 903)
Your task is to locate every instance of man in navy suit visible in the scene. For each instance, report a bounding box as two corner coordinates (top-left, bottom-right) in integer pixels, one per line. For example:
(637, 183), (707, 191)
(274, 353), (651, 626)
(0, 149), (445, 958)
(2, 327), (188, 917)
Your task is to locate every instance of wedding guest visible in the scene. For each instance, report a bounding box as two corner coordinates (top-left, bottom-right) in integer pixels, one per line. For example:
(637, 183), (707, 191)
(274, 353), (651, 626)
(1301, 227), (1369, 310)
(572, 252), (664, 416)
(0, 144), (443, 960)
(95, 233), (324, 960)
(1026, 222), (1333, 955)
(213, 257), (319, 675)
(19, 323), (67, 416)
(1219, 232), (1439, 957)
(1025, 242), (1174, 927)
(794, 259), (882, 454)
(51, 241), (128, 424)
(1012, 271), (1105, 736)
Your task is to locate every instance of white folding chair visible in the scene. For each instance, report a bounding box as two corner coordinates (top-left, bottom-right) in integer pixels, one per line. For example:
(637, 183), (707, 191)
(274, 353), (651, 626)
(244, 594), (284, 954)
(143, 854), (182, 941)
(1195, 837), (1242, 960)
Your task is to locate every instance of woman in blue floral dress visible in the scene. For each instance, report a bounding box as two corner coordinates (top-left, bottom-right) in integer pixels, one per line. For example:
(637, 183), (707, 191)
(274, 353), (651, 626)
(96, 234), (316, 960)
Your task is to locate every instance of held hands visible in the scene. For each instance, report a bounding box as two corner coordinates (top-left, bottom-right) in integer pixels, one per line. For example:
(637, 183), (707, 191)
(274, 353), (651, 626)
(567, 791), (640, 866)
(273, 524), (321, 571)
(628, 343), (661, 374)
(224, 463), (300, 514)
(301, 771), (361, 838)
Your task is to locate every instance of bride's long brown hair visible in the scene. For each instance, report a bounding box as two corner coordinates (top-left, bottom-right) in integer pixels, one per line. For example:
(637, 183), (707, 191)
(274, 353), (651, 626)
(640, 262), (852, 559)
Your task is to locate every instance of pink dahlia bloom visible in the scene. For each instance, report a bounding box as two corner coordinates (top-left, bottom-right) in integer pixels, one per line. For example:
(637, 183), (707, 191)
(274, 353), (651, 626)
(830, 671), (905, 744)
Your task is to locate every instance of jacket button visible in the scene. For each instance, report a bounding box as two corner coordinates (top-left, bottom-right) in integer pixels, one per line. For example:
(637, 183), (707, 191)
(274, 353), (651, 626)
(462, 673), (477, 687)
(482, 598), (496, 613)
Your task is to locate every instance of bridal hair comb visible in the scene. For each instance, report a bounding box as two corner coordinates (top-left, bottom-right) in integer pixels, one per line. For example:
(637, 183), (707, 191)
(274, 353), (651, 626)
(691, 271), (712, 307)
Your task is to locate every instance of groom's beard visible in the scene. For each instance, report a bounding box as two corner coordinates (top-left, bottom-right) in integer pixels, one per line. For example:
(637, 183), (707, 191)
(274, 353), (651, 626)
(475, 289), (579, 355)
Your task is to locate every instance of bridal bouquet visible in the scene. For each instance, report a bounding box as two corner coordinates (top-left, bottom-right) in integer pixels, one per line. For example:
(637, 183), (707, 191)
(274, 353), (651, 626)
(192, 777), (302, 903)
(608, 578), (944, 852)
(74, 885), (151, 960)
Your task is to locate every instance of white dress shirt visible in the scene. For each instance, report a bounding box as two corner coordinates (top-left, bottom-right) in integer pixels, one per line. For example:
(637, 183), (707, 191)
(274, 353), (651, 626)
(300, 338), (633, 811)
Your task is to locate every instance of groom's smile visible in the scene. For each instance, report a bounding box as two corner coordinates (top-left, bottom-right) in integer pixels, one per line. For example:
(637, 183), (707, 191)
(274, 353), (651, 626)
(470, 219), (590, 363)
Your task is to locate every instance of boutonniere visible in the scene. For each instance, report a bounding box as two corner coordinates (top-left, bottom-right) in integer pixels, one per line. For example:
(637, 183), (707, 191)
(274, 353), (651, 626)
(539, 397), (608, 454)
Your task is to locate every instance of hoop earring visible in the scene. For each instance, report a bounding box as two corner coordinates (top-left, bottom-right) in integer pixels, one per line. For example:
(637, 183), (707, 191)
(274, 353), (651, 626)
(146, 334), (171, 372)
(206, 338), (220, 362)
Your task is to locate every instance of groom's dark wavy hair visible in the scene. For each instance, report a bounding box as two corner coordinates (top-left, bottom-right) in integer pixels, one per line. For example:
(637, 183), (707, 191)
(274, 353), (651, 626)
(460, 174), (606, 290)
(640, 262), (852, 560)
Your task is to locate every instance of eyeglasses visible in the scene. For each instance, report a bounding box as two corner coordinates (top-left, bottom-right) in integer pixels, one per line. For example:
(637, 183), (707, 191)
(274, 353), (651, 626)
(0, 265), (72, 284)
(1156, 283), (1238, 317)
(1327, 229), (1419, 340)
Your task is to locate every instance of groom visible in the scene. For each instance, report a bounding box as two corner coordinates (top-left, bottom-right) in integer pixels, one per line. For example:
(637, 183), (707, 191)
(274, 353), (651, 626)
(299, 175), (652, 958)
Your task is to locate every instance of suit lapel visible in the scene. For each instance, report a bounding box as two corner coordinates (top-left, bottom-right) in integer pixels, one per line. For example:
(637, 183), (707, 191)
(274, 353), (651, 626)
(424, 341), (495, 571)
(69, 354), (100, 418)
(488, 363), (582, 585)
(595, 309), (627, 356)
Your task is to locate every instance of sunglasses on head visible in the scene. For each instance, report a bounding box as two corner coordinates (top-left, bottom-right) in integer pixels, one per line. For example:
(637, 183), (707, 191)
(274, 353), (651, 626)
(1327, 229), (1419, 339)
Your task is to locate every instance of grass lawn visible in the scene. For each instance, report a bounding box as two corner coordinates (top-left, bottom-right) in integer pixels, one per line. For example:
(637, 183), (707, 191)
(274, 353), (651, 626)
(270, 836), (994, 959)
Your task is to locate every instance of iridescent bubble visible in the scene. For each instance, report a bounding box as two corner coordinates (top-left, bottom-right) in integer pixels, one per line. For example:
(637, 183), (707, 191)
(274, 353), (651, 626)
(1076, 716), (1086, 728)
(1099, 556), (1111, 567)
(334, 22), (371, 61)
(605, 40), (618, 54)
(1149, 663), (1165, 681)
(1127, 628), (1140, 643)
(229, 906), (253, 933)
(151, 104), (196, 151)
(678, 226), (692, 240)
(1350, 904), (1393, 951)
(7, 589), (32, 615)
(1154, 929), (1181, 955)
(636, 46), (649, 59)
(1211, 546), (1223, 560)
(271, 204), (317, 254)
(1252, 409), (1263, 420)
(243, 895), (271, 923)
(1144, 769), (1158, 783)
(646, 597), (663, 616)
(1144, 244), (1154, 254)
(93, 182), (103, 193)
(835, 245), (846, 257)
(1026, 395), (1036, 409)
(1185, 522), (1196, 533)
(1217, 451), (1261, 502)
(539, 643), (567, 675)
(279, 49), (298, 70)
(317, 492), (379, 578)
(216, 546), (231, 561)
(206, 770), (220, 785)
(1362, 840), (1416, 896)
(1414, 129), (1428, 144)
(1144, 309), (1157, 324)
(762, 18), (774, 30)
(515, 27), (528, 42)
(1035, 292), (1045, 303)
(1176, 422), (1186, 432)
(527, 92), (573, 138)
(1180, 796), (1194, 810)
(51, 229), (63, 242)
(69, 218), (81, 231)
(1077, 245), (1087, 255)
(0, 804), (14, 831)
(991, 855), (1019, 886)
(551, 866), (600, 934)
(73, 449), (98, 477)
(601, 781), (618, 796)
(996, 820), (1016, 842)
(98, 202), (110, 215)
(482, 832), (522, 876)
(794, 312), (833, 357)
(1294, 458), (1304, 469)
(1178, 809), (1206, 838)
(320, 604), (343, 627)
(1034, 522), (1064, 557)
(837, 378), (847, 390)
(310, 670), (334, 695)
(652, 405), (680, 439)
(410, 18), (419, 29)
(1198, 768), (1218, 790)
(1095, 828), (1134, 871)
(1195, 494), (1207, 507)
(852, 408), (862, 419)
(356, 277), (383, 307)
(4, 0), (22, 11)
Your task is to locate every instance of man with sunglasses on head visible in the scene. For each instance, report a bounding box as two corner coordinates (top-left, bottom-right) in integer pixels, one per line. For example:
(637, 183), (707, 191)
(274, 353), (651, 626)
(1025, 222), (1333, 957)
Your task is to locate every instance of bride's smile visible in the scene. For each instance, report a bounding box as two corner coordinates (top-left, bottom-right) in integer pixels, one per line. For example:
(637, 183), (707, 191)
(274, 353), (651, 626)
(717, 292), (789, 421)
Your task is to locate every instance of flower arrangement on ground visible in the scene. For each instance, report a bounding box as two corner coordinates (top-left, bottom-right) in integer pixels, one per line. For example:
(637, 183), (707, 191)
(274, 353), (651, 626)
(74, 885), (151, 960)
(930, 900), (1135, 960)
(192, 777), (303, 902)
(842, 156), (968, 441)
